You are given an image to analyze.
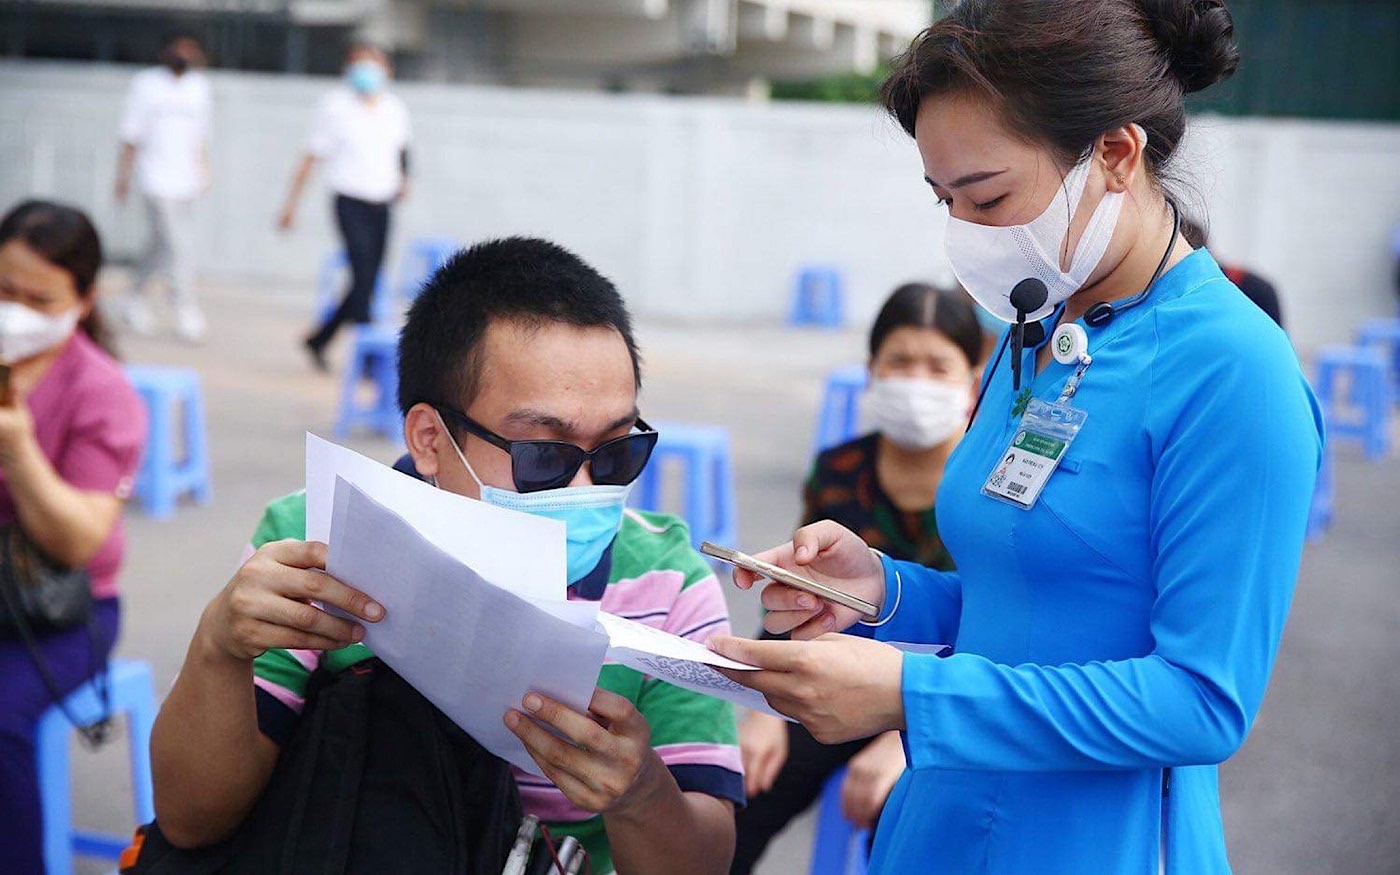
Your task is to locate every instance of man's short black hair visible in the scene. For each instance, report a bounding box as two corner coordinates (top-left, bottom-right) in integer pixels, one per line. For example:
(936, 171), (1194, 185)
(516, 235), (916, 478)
(161, 29), (203, 50)
(397, 237), (642, 415)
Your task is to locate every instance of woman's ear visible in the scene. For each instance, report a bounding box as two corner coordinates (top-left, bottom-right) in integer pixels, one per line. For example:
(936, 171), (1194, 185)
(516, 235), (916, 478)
(403, 402), (443, 480)
(1098, 124), (1146, 193)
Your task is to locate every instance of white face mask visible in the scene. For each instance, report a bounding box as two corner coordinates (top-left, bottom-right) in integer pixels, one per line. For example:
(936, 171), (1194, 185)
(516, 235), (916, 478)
(945, 155), (1124, 323)
(866, 377), (969, 450)
(0, 302), (80, 365)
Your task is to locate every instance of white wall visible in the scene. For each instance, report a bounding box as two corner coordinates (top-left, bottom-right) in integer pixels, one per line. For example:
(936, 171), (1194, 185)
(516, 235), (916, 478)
(2, 60), (1398, 352)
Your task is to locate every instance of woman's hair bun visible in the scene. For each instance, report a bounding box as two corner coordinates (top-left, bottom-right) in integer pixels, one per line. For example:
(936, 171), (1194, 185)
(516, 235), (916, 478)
(1140, 0), (1241, 93)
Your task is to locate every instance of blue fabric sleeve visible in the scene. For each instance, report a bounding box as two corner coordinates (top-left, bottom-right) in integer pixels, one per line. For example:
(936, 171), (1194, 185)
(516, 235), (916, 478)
(669, 764), (745, 808)
(867, 553), (963, 645)
(899, 315), (1322, 772)
(254, 685), (297, 747)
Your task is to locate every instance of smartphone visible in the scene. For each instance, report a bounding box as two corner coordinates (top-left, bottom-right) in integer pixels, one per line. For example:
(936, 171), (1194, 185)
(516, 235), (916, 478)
(700, 541), (880, 620)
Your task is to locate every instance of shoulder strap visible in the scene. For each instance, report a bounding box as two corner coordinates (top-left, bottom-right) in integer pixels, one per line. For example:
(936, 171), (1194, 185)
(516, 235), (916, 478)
(0, 532), (110, 746)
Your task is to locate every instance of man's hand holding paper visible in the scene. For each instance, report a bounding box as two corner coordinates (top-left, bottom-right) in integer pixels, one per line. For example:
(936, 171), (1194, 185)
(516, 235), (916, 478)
(315, 442), (783, 776)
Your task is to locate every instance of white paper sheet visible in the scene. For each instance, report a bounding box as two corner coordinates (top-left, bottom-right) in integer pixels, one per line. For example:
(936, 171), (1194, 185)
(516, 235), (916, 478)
(307, 433), (566, 602)
(312, 431), (795, 764)
(327, 477), (609, 775)
(597, 612), (789, 719)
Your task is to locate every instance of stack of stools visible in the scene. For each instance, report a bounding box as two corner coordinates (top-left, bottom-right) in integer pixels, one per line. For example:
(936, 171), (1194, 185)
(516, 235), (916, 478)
(37, 659), (157, 875)
(789, 266), (847, 329)
(630, 423), (737, 551)
(1314, 344), (1391, 461)
(125, 365), (212, 519)
(333, 236), (460, 441)
(814, 365), (868, 453)
(1357, 317), (1400, 404)
(334, 325), (402, 440)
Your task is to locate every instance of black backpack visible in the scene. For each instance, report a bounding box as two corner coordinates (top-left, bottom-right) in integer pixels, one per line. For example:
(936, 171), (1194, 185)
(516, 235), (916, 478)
(123, 658), (522, 875)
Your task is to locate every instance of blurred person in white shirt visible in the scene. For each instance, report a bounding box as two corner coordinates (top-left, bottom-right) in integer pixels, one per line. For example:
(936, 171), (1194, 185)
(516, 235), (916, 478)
(278, 43), (412, 372)
(114, 31), (212, 342)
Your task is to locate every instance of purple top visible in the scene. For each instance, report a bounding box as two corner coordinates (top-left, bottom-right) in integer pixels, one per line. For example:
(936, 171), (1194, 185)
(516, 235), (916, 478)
(0, 331), (147, 599)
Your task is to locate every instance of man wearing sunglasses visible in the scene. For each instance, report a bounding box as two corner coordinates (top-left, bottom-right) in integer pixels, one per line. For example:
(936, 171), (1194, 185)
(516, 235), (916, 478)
(149, 237), (741, 873)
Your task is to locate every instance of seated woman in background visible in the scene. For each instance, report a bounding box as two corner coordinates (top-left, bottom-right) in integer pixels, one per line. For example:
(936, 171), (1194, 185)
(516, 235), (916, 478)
(0, 201), (147, 875)
(732, 282), (983, 874)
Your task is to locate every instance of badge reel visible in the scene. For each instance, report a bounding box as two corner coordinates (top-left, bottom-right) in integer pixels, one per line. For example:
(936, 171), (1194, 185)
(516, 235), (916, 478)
(982, 323), (1091, 511)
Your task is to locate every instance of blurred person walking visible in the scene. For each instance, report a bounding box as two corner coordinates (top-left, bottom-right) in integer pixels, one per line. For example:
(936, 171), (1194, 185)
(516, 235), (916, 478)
(0, 201), (147, 874)
(114, 32), (212, 342)
(278, 44), (412, 372)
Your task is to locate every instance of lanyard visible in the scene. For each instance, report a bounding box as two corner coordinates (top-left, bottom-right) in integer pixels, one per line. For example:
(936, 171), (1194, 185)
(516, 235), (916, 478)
(1056, 353), (1093, 405)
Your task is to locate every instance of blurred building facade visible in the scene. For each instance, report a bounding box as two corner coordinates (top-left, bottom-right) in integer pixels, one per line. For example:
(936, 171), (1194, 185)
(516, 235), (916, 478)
(0, 0), (930, 93)
(5, 60), (1397, 355)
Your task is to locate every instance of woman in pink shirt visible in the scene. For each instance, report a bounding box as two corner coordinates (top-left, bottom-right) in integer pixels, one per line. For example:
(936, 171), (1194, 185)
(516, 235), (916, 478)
(0, 200), (147, 874)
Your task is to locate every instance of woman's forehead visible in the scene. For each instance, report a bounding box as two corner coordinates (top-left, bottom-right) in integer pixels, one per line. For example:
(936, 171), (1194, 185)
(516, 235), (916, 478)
(0, 240), (76, 297)
(913, 93), (1038, 183)
(878, 325), (961, 357)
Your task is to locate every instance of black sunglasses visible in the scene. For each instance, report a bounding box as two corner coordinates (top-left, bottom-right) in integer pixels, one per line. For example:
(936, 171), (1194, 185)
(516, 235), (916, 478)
(436, 405), (659, 494)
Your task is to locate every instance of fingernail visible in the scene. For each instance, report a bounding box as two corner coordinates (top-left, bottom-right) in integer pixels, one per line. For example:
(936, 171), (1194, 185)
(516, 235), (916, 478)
(795, 546), (809, 560)
(523, 694), (542, 712)
(365, 602), (384, 620)
(505, 711), (519, 728)
(351, 625), (365, 642)
(798, 595), (816, 609)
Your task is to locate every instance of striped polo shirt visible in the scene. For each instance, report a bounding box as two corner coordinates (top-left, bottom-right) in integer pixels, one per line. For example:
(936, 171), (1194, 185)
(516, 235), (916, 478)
(246, 471), (742, 874)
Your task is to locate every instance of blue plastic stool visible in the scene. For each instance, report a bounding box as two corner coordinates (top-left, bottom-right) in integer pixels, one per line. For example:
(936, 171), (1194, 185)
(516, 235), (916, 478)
(789, 267), (847, 329)
(1356, 317), (1400, 404)
(126, 366), (212, 519)
(814, 366), (869, 453)
(1314, 345), (1391, 461)
(810, 767), (870, 875)
(38, 659), (157, 875)
(630, 423), (737, 550)
(1307, 435), (1334, 542)
(314, 249), (393, 327)
(395, 236), (460, 302)
(334, 324), (402, 440)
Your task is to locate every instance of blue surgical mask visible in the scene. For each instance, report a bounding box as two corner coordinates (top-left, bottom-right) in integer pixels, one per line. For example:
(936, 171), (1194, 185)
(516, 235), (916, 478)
(347, 61), (386, 95)
(436, 414), (628, 584)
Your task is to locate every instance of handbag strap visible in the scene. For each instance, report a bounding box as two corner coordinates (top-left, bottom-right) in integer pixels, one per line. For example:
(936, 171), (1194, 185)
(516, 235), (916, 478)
(0, 533), (111, 747)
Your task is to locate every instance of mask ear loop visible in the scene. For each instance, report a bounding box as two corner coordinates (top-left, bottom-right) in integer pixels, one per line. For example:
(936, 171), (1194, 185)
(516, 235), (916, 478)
(432, 410), (490, 492)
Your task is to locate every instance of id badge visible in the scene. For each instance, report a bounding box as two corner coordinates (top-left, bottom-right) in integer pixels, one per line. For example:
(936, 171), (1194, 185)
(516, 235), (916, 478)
(981, 398), (1087, 510)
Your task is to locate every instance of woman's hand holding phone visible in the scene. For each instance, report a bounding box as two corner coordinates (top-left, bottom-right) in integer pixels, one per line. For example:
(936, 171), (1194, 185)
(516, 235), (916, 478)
(731, 521), (886, 640)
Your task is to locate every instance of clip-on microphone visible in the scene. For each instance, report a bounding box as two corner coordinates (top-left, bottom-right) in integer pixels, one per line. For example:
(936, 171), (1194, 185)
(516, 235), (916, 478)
(1009, 278), (1049, 391)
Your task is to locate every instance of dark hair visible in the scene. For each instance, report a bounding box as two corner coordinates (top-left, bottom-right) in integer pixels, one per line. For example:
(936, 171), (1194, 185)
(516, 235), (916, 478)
(1179, 215), (1208, 249)
(880, 0), (1240, 176)
(869, 282), (984, 369)
(344, 42), (386, 64)
(397, 237), (641, 415)
(161, 30), (203, 50)
(0, 200), (115, 356)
